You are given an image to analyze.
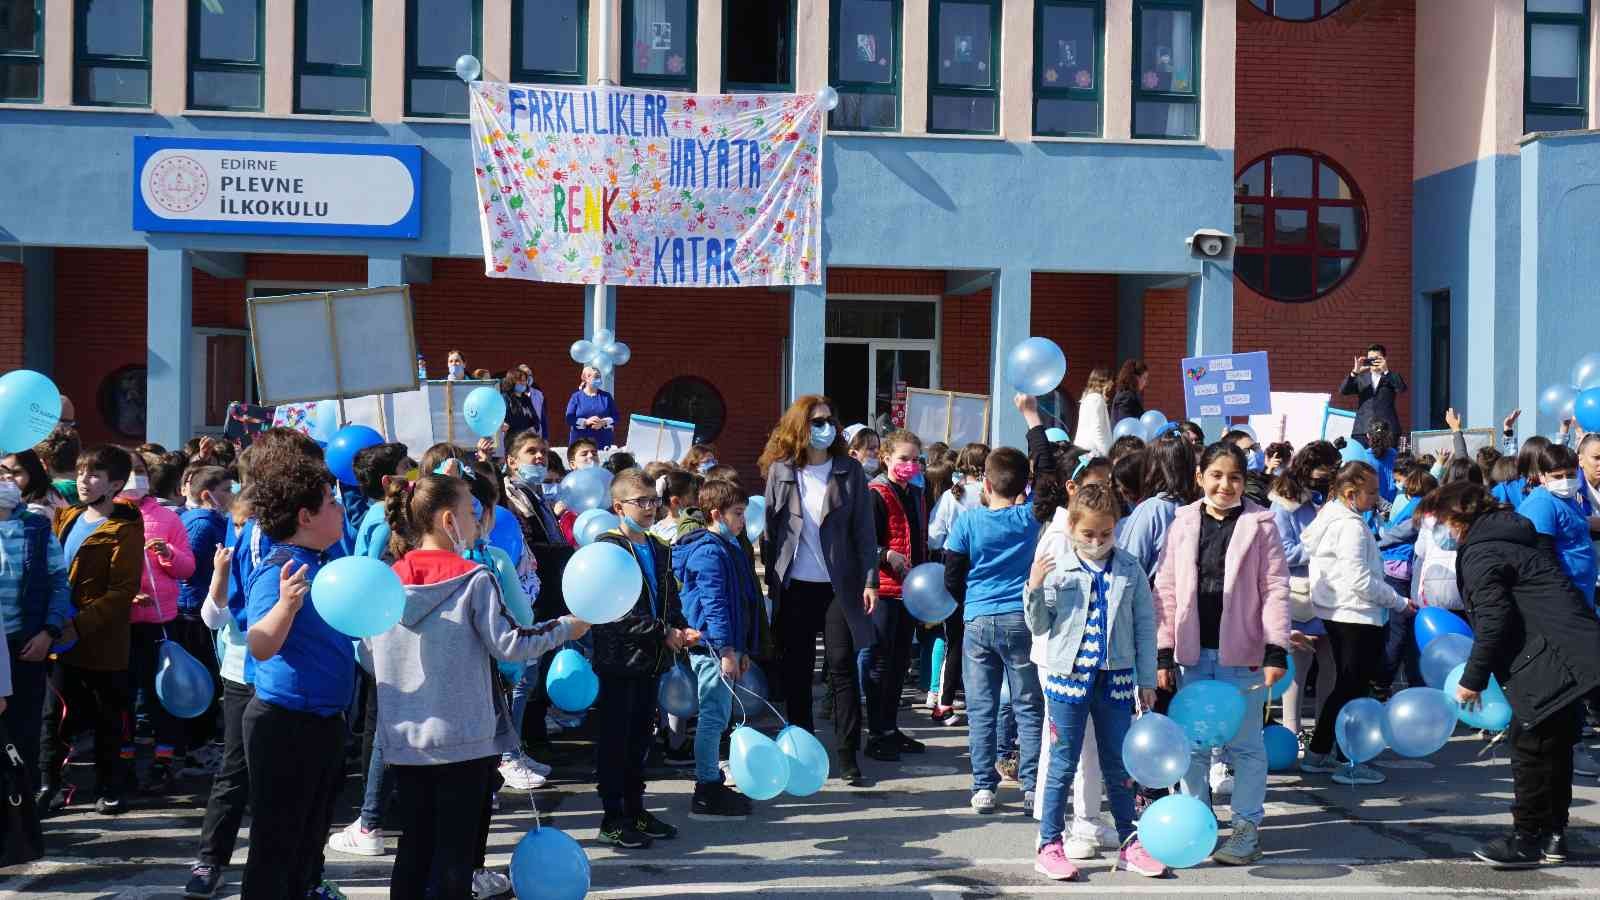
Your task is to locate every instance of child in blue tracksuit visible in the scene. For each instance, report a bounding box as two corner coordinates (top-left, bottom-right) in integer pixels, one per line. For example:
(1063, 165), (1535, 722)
(1518, 444), (1597, 610)
(671, 479), (761, 820)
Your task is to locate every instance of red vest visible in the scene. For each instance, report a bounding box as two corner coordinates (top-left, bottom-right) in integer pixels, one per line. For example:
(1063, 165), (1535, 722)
(871, 480), (912, 598)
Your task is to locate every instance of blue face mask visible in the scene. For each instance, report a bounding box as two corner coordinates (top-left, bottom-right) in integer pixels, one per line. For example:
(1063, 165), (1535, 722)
(514, 383), (528, 394)
(1432, 522), (1460, 552)
(909, 470), (926, 490)
(809, 423), (836, 450)
(516, 463), (547, 485)
(1246, 449), (1265, 472)
(713, 520), (733, 539)
(698, 460), (718, 474)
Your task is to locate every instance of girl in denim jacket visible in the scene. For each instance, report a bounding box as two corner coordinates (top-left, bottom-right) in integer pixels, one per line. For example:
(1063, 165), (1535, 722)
(1024, 484), (1164, 883)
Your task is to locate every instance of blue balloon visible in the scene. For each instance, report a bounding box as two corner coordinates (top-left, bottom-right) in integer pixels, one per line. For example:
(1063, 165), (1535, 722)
(1139, 410), (1169, 441)
(1045, 427), (1070, 444)
(1121, 712), (1191, 788)
(1420, 632), (1473, 689)
(1263, 723), (1299, 771)
(1334, 697), (1388, 764)
(547, 648), (599, 712)
(1112, 417), (1144, 441)
(463, 386), (507, 439)
(1340, 441), (1371, 464)
(1576, 387), (1600, 433)
(777, 725), (830, 796)
(658, 662), (699, 718)
(1539, 382), (1579, 419)
(573, 508), (620, 547)
(326, 425), (384, 486)
(1414, 606), (1473, 652)
(562, 542), (642, 624)
(485, 545), (533, 628)
(1169, 679), (1246, 750)
(902, 562), (956, 624)
(1005, 337), (1068, 396)
(745, 495), (768, 541)
(155, 640), (214, 719)
(0, 368), (61, 454)
(1382, 687), (1457, 758)
(1443, 662), (1513, 731)
(1269, 655), (1296, 700)
(1137, 794), (1217, 869)
(510, 826), (589, 900)
(728, 726), (790, 801)
(310, 400), (340, 444)
(557, 466), (613, 513)
(735, 660), (769, 703)
(311, 555), (405, 638)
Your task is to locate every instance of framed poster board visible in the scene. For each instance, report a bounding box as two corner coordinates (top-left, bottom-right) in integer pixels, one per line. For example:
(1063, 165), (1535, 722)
(1323, 406), (1357, 444)
(905, 388), (990, 448)
(1182, 351), (1272, 419)
(626, 414), (698, 465)
(1412, 427), (1496, 458)
(248, 285), (418, 405)
(1248, 392), (1331, 450)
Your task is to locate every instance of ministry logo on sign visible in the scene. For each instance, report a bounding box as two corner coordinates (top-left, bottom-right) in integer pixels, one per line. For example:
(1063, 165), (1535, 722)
(148, 156), (208, 213)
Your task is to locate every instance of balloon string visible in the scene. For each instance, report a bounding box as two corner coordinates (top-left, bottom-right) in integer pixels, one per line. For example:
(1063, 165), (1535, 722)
(701, 639), (788, 729)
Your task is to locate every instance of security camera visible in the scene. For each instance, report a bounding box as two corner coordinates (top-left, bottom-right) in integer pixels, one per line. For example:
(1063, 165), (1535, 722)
(1187, 228), (1234, 262)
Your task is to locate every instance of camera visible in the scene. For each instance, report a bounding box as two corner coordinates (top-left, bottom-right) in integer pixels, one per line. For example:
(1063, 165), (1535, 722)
(1187, 228), (1234, 262)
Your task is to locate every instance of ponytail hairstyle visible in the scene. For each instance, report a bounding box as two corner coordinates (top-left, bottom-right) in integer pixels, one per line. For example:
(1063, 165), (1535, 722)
(385, 473), (469, 560)
(949, 442), (990, 502)
(1114, 359), (1148, 397)
(1330, 460), (1377, 506)
(1030, 443), (1093, 525)
(1068, 481), (1122, 526)
(657, 468), (701, 514)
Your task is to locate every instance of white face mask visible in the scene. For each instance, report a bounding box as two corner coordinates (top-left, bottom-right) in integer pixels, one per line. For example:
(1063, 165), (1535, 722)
(1072, 537), (1113, 561)
(0, 481), (21, 512)
(1202, 493), (1242, 512)
(1547, 477), (1580, 500)
(120, 474), (150, 500)
(860, 457), (880, 475)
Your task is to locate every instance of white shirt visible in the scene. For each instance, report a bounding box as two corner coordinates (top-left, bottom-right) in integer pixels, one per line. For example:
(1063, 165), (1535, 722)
(1370, 371), (1383, 391)
(790, 461), (833, 582)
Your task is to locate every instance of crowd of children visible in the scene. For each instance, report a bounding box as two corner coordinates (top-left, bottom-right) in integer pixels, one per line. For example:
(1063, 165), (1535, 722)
(2, 375), (1599, 893)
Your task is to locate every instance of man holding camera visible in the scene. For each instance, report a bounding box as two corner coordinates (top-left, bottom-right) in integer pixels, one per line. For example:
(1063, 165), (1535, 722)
(1340, 343), (1406, 446)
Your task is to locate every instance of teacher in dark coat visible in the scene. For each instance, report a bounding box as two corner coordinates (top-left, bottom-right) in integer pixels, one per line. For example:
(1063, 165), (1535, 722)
(1423, 481), (1600, 870)
(1339, 343), (1406, 444)
(760, 394), (879, 785)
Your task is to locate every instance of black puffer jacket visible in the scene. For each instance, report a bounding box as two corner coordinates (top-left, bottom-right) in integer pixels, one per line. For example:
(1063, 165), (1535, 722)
(591, 530), (687, 678)
(1456, 510), (1600, 728)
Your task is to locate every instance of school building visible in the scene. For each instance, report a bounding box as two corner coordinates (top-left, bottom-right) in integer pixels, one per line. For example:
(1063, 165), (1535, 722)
(0, 0), (1593, 475)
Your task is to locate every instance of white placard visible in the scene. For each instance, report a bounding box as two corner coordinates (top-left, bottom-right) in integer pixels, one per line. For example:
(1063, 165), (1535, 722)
(333, 380), (499, 460)
(625, 415), (697, 465)
(248, 286), (418, 405)
(1247, 391), (1332, 449)
(1323, 407), (1356, 444)
(904, 388), (989, 448)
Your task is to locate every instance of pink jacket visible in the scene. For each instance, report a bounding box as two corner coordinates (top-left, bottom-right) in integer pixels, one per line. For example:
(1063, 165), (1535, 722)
(1154, 500), (1291, 668)
(125, 496), (196, 625)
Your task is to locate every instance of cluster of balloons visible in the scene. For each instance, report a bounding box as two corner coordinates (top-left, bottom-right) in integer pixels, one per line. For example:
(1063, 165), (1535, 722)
(547, 647), (600, 712)
(312, 556), (406, 638)
(573, 508), (621, 546)
(1004, 337), (1069, 396)
(727, 724), (830, 801)
(326, 424), (384, 485)
(1537, 351), (1600, 432)
(1415, 610), (1511, 731)
(902, 562), (956, 625)
(510, 824), (589, 900)
(155, 641), (215, 719)
(558, 466), (614, 513)
(569, 328), (633, 378)
(0, 368), (62, 454)
(1113, 409), (1174, 443)
(462, 386), (507, 439)
(562, 541), (643, 624)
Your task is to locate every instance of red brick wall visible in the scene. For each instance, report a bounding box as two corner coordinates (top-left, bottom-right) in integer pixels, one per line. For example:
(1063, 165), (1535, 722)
(1031, 274), (1118, 402)
(1235, 0), (1415, 429)
(53, 248), (147, 445)
(1142, 288), (1189, 418)
(0, 263), (23, 373)
(941, 289), (991, 395)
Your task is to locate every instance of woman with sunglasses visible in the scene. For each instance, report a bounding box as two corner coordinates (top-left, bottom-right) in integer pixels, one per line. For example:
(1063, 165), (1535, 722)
(758, 396), (880, 785)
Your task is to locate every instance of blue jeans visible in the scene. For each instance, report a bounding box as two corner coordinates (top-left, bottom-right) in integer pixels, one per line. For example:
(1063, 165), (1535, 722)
(962, 612), (1044, 794)
(998, 697), (1017, 755)
(360, 742), (386, 828)
(1177, 650), (1268, 826)
(1038, 674), (1137, 847)
(690, 653), (735, 785)
(1383, 597), (1423, 689)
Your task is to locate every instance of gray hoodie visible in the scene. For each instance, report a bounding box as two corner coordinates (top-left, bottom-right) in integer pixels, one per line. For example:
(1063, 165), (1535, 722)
(363, 565), (573, 766)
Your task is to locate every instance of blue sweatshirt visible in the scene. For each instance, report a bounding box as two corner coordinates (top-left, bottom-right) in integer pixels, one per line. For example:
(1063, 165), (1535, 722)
(1519, 486), (1597, 609)
(1118, 493), (1182, 581)
(179, 508), (227, 614)
(245, 544), (355, 716)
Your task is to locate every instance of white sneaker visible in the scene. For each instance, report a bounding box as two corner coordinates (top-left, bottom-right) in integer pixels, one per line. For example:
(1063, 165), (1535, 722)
(1574, 747), (1600, 776)
(925, 691), (940, 710)
(970, 789), (997, 814)
(498, 757), (549, 790)
(1063, 834), (1101, 860)
(1209, 760), (1235, 797)
(470, 868), (512, 899)
(326, 819), (385, 857)
(511, 750), (552, 777)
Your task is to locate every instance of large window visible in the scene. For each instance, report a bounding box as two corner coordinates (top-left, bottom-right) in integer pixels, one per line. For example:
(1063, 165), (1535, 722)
(75, 0), (151, 106)
(1248, 0), (1348, 20)
(407, 0), (480, 117)
(189, 0), (264, 111)
(0, 0), (43, 102)
(723, 0), (792, 91)
(1132, 0), (1199, 139)
(296, 0), (369, 115)
(829, 0), (900, 131)
(514, 0), (585, 84)
(623, 0), (695, 90)
(1034, 0), (1102, 136)
(928, 0), (999, 133)
(1525, 0), (1589, 133)
(1233, 150), (1366, 303)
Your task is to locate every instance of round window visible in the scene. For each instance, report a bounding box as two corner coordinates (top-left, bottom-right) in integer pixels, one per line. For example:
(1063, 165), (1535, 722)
(1249, 0), (1349, 21)
(1233, 150), (1366, 303)
(650, 376), (727, 444)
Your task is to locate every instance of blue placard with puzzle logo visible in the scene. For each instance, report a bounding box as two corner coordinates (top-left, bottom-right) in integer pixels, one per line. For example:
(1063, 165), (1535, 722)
(1181, 351), (1272, 419)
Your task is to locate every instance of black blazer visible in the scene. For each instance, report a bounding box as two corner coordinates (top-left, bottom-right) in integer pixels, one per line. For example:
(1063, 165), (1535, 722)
(1339, 370), (1405, 437)
(1109, 390), (1145, 424)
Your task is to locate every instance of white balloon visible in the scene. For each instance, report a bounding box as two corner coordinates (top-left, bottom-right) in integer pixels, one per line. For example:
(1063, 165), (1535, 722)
(604, 341), (632, 366)
(593, 328), (616, 348)
(454, 54), (481, 82)
(817, 86), (840, 111)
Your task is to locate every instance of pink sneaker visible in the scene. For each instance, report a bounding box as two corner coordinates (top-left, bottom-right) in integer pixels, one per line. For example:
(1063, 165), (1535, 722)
(1035, 840), (1081, 881)
(1118, 838), (1169, 878)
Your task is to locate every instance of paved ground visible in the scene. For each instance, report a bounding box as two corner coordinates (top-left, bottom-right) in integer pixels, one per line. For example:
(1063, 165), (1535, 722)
(5, 705), (1600, 898)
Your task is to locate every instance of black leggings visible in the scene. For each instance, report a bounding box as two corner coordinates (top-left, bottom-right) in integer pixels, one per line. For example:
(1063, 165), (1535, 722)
(1309, 620), (1388, 756)
(390, 757), (497, 900)
(775, 580), (864, 754)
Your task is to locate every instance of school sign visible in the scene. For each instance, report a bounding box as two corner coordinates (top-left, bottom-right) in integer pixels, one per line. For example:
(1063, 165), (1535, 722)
(468, 83), (823, 287)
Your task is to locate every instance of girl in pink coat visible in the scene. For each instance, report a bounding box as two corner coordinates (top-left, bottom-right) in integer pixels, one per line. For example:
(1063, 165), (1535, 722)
(1154, 442), (1291, 868)
(121, 450), (196, 788)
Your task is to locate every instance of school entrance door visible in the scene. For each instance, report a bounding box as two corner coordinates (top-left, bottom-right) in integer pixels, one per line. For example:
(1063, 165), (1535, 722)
(822, 296), (939, 432)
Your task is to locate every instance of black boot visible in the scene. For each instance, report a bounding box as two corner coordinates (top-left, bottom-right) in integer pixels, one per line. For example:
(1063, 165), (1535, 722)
(837, 751), (863, 786)
(864, 734), (900, 762)
(1473, 832), (1542, 869)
